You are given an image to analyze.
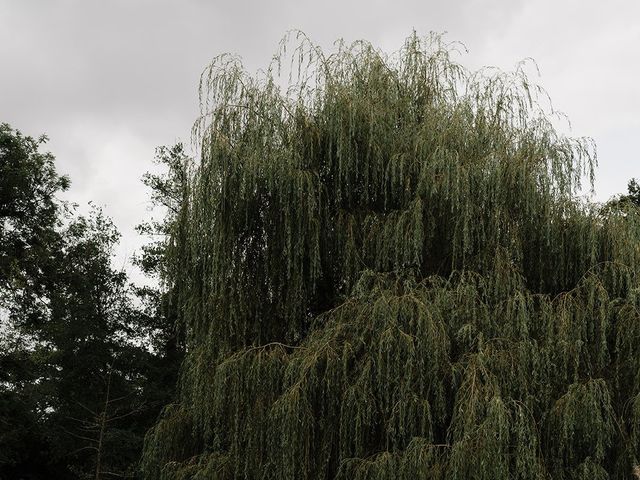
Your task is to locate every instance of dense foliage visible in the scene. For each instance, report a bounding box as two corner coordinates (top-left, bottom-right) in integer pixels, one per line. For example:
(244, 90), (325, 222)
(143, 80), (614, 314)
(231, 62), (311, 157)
(621, 179), (640, 207)
(140, 33), (640, 479)
(0, 125), (179, 479)
(0, 123), (69, 312)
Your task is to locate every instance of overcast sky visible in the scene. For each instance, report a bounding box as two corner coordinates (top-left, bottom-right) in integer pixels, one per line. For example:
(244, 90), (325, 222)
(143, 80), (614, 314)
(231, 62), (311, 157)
(1, 0), (638, 281)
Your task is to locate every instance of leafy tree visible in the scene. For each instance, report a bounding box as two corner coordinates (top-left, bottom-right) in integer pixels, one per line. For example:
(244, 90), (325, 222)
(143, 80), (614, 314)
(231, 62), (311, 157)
(130, 143), (192, 445)
(35, 210), (149, 479)
(0, 123), (69, 292)
(135, 143), (190, 369)
(623, 178), (640, 207)
(603, 178), (639, 214)
(0, 124), (175, 480)
(142, 32), (640, 479)
(0, 335), (57, 479)
(0, 123), (70, 478)
(1, 206), (152, 480)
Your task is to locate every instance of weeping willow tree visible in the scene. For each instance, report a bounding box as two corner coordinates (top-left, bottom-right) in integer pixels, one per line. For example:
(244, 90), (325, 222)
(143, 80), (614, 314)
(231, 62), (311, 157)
(141, 32), (640, 480)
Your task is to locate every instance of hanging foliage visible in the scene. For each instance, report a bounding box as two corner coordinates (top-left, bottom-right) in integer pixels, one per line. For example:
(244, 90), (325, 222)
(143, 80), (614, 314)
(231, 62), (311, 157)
(141, 31), (640, 479)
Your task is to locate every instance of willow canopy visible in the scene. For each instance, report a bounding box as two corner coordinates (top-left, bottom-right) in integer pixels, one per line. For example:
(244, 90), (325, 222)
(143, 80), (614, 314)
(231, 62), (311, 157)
(142, 32), (640, 480)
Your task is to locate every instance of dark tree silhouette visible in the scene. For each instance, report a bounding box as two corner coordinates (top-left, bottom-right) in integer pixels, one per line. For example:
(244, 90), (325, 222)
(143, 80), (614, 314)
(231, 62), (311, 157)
(1, 124), (176, 480)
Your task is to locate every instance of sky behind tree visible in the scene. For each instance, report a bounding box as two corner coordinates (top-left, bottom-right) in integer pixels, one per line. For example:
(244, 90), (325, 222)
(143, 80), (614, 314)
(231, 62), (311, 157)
(1, 0), (638, 280)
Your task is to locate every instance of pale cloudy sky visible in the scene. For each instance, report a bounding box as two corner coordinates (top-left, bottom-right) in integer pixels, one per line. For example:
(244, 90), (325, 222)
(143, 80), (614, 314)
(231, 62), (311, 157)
(1, 0), (638, 280)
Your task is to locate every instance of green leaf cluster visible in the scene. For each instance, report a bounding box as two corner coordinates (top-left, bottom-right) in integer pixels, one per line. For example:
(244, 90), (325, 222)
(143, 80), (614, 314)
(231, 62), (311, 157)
(141, 32), (640, 479)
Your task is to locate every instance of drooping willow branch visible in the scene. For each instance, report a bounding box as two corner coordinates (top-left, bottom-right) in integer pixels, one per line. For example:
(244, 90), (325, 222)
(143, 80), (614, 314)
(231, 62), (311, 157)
(142, 31), (640, 480)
